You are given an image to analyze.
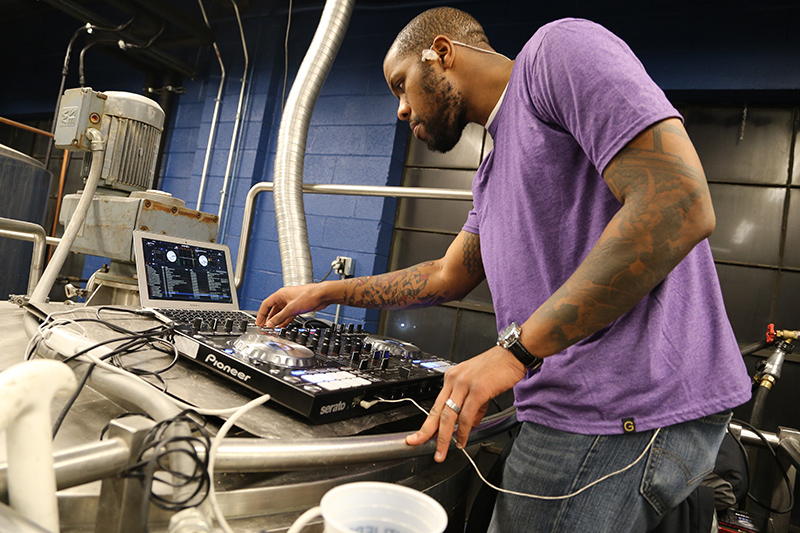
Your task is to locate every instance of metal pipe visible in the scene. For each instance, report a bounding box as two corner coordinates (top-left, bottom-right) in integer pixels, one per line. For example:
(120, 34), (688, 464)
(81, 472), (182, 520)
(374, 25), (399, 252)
(728, 421), (780, 448)
(273, 0), (355, 287)
(193, 0), (226, 212)
(234, 182), (473, 289)
(50, 151), (71, 248)
(0, 439), (130, 500)
(210, 407), (517, 472)
(0, 407), (515, 497)
(0, 119), (71, 236)
(216, 0), (248, 230)
(0, 117), (54, 138)
(0, 219), (48, 296)
(0, 231), (61, 248)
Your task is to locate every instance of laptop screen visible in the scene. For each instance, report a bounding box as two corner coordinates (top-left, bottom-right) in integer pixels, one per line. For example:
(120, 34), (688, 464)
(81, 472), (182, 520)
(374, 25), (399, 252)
(133, 230), (240, 311)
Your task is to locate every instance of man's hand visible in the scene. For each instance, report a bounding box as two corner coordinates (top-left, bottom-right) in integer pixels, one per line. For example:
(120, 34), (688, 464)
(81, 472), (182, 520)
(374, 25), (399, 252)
(406, 345), (528, 462)
(256, 283), (330, 328)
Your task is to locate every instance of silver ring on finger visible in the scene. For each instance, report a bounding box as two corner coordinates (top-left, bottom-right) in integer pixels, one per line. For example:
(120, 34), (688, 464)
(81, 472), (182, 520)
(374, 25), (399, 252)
(445, 398), (461, 415)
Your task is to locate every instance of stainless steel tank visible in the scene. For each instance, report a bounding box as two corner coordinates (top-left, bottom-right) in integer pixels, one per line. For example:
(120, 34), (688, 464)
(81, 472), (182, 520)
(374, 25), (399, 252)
(0, 144), (52, 300)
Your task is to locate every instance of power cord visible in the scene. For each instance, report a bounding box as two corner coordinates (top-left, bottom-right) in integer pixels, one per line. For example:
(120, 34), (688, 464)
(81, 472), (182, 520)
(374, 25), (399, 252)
(206, 393), (272, 533)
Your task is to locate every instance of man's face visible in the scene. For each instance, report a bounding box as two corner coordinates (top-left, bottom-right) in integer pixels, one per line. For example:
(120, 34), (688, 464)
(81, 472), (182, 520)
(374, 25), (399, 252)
(384, 48), (468, 153)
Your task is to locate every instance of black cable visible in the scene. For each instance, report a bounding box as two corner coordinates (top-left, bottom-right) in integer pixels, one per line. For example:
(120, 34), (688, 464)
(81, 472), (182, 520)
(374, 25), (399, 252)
(47, 14), (137, 167)
(317, 261), (335, 283)
(37, 309), (180, 438)
(50, 333), (162, 436)
(730, 419), (794, 514)
(80, 17), (163, 87)
(52, 363), (96, 438)
(123, 411), (212, 531)
(58, 332), (176, 393)
(25, 335), (44, 361)
(79, 41), (100, 88)
(119, 19), (166, 50)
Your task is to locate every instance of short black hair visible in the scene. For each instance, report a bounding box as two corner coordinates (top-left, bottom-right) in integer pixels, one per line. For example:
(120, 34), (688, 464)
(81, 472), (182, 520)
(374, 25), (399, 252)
(389, 7), (490, 60)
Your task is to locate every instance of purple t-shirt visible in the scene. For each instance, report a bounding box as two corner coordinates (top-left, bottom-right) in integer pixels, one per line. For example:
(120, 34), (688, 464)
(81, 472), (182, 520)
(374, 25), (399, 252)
(462, 19), (751, 434)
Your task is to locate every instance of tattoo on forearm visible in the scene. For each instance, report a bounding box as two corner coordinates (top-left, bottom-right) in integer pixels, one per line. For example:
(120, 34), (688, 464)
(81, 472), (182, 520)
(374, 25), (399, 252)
(461, 232), (484, 279)
(542, 119), (709, 348)
(341, 262), (449, 309)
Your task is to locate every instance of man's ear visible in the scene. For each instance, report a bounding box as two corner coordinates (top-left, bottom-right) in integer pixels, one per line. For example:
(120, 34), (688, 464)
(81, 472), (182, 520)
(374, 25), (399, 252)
(431, 35), (456, 69)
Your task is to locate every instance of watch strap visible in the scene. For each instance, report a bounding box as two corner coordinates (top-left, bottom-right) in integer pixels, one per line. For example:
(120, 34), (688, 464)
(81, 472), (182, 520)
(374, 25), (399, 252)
(506, 338), (543, 370)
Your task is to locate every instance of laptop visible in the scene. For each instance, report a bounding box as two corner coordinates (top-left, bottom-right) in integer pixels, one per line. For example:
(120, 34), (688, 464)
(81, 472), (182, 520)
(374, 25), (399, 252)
(132, 230), (255, 328)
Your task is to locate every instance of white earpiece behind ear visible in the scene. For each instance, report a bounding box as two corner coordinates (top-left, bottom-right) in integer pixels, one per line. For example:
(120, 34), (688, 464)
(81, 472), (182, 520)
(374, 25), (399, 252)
(420, 48), (438, 62)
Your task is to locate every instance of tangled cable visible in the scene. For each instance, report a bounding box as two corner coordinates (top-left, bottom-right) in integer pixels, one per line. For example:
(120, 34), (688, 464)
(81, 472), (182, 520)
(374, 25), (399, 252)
(120, 410), (212, 531)
(29, 307), (177, 437)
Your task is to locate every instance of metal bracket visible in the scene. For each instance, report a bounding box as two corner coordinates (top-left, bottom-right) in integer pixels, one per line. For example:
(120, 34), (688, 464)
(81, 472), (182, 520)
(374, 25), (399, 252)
(95, 416), (156, 533)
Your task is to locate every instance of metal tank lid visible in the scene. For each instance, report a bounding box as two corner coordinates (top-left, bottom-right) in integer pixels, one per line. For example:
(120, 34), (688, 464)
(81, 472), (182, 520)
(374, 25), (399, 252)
(0, 144), (45, 169)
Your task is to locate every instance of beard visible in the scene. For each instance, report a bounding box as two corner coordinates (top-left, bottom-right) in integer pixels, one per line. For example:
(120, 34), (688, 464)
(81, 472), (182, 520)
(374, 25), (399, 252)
(417, 66), (469, 153)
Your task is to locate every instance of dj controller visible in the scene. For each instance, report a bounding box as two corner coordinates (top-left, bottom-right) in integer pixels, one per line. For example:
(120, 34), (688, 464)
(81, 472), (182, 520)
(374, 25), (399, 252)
(170, 317), (454, 424)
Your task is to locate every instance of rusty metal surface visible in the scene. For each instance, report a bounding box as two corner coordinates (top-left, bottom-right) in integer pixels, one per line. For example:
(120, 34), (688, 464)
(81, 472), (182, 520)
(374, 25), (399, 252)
(58, 195), (218, 261)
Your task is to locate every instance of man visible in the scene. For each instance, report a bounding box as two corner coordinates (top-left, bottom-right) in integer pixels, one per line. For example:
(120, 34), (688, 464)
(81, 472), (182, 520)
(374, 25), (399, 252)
(257, 7), (751, 531)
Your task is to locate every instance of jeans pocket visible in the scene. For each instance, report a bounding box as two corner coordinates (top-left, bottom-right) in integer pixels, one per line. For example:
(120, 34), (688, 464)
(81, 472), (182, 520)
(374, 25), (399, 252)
(639, 413), (730, 515)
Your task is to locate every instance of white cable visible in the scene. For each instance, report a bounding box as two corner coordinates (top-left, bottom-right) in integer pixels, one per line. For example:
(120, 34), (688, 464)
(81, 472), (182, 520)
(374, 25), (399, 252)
(367, 397), (660, 501)
(452, 40), (511, 61)
(464, 428), (660, 501)
(207, 393), (271, 533)
(286, 505), (322, 533)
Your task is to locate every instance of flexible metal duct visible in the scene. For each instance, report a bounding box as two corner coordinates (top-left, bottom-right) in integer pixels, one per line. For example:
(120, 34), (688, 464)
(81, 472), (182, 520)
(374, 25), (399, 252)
(274, 0), (354, 286)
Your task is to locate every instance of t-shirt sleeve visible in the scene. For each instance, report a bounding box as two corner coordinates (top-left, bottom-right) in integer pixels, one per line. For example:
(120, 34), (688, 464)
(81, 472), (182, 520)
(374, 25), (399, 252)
(522, 19), (681, 174)
(462, 208), (480, 234)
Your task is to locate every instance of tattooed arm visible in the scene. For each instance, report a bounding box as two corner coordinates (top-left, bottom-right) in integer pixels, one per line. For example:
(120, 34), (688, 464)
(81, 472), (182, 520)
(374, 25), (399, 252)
(520, 117), (714, 357)
(256, 230), (485, 328)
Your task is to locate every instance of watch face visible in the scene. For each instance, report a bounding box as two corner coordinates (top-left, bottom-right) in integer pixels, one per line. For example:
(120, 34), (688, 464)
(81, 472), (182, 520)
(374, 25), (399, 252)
(498, 323), (519, 347)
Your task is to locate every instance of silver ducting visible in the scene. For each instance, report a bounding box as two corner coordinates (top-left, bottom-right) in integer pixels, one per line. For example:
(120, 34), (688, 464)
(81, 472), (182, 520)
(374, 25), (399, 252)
(273, 0), (355, 286)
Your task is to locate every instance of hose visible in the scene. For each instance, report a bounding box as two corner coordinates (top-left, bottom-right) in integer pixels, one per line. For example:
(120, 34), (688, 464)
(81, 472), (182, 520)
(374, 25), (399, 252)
(29, 129), (105, 304)
(749, 383), (770, 431)
(273, 0), (355, 286)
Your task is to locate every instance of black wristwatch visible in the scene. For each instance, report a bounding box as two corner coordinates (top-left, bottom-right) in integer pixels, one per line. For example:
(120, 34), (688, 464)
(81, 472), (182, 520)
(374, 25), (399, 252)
(497, 322), (543, 370)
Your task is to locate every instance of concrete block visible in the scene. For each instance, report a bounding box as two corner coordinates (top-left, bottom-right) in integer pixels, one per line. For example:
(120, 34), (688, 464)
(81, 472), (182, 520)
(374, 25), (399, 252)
(334, 155), (390, 185)
(304, 194), (356, 217)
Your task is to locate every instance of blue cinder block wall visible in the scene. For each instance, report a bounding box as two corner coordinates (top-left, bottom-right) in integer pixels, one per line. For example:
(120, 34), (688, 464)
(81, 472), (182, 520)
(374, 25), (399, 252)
(157, 6), (412, 332)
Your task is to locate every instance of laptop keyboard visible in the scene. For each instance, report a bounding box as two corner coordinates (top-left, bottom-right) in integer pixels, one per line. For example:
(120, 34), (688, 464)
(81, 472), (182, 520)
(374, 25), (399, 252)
(159, 308), (255, 327)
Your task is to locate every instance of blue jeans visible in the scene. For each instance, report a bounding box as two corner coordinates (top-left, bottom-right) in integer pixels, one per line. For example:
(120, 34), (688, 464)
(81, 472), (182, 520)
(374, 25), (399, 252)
(487, 411), (731, 532)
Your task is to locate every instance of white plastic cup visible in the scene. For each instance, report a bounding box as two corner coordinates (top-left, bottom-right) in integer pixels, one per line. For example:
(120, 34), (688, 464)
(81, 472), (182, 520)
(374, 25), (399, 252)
(287, 481), (448, 533)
